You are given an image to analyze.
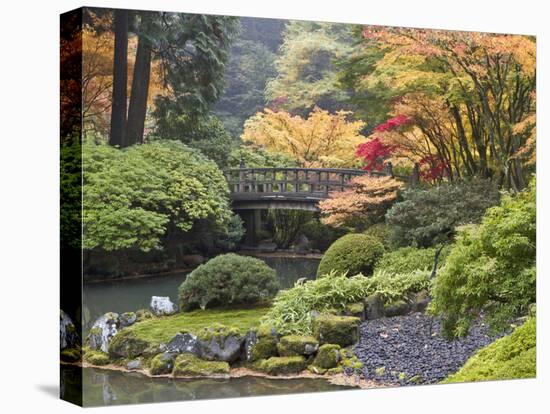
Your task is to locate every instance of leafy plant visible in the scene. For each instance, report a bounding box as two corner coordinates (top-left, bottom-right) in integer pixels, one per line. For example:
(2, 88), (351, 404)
(262, 270), (430, 335)
(386, 178), (500, 247)
(178, 254), (280, 311)
(431, 179), (536, 338)
(375, 246), (448, 274)
(317, 234), (385, 277)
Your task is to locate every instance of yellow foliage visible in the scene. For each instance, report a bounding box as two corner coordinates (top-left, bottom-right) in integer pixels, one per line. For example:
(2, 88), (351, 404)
(241, 107), (366, 168)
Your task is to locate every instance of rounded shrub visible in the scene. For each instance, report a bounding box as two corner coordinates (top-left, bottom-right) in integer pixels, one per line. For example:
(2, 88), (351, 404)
(178, 254), (279, 311)
(317, 234), (384, 277)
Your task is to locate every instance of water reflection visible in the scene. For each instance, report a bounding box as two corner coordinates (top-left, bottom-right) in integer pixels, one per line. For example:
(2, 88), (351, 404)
(61, 365), (349, 407)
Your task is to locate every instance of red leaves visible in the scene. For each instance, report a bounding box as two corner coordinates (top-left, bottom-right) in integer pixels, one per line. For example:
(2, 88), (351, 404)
(355, 138), (396, 172)
(418, 155), (447, 181)
(373, 114), (413, 132)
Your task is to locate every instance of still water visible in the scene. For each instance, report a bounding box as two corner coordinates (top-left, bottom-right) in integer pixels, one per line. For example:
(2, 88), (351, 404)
(72, 257), (350, 407)
(82, 256), (320, 333)
(61, 365), (350, 407)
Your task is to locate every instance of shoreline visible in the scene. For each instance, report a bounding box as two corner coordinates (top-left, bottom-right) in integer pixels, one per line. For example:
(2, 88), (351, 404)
(63, 361), (379, 389)
(84, 251), (322, 283)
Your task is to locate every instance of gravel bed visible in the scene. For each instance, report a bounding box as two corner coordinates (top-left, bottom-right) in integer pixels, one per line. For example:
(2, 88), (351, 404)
(352, 312), (499, 385)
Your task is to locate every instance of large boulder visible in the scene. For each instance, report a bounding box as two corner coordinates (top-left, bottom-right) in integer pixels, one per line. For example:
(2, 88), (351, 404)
(173, 354), (230, 377)
(60, 310), (79, 350)
(149, 352), (176, 375)
(255, 356), (307, 375)
(312, 344), (341, 369)
(196, 325), (243, 363)
(312, 314), (360, 347)
(364, 293), (385, 320)
(166, 332), (201, 356)
(243, 326), (279, 362)
(383, 300), (411, 317)
(108, 330), (150, 359)
(150, 296), (177, 316)
(86, 312), (120, 353)
(277, 335), (318, 357)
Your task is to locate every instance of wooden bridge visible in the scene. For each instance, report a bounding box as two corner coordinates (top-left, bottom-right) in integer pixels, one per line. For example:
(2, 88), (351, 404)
(225, 166), (413, 244)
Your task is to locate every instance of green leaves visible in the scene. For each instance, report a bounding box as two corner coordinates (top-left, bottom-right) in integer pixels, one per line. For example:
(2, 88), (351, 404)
(82, 140), (232, 251)
(431, 178), (536, 338)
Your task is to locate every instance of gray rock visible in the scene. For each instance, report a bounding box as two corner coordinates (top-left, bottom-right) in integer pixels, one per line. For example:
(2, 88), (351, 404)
(410, 290), (430, 313)
(241, 331), (258, 362)
(364, 293), (385, 320)
(86, 312), (120, 353)
(384, 300), (411, 317)
(304, 343), (319, 355)
(119, 312), (137, 328)
(150, 296), (177, 316)
(126, 359), (142, 370)
(258, 241), (277, 252)
(60, 310), (79, 350)
(199, 335), (243, 363)
(166, 333), (201, 356)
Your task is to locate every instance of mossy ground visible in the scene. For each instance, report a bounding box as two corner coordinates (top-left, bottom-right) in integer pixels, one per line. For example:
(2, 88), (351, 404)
(123, 307), (270, 346)
(173, 354), (230, 377)
(443, 318), (536, 383)
(83, 348), (110, 365)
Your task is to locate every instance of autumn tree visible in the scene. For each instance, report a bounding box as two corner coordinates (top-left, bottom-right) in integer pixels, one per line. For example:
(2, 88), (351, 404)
(319, 175), (402, 229)
(346, 27), (536, 189)
(241, 107), (366, 167)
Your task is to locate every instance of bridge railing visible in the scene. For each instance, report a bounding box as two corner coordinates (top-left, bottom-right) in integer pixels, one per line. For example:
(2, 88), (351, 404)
(225, 167), (391, 196)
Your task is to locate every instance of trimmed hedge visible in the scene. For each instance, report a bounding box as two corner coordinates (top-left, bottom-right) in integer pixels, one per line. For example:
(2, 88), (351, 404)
(317, 234), (384, 277)
(178, 254), (279, 311)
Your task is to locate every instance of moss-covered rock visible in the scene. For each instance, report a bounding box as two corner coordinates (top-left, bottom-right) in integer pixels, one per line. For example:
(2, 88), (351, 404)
(135, 309), (154, 322)
(383, 300), (411, 317)
(364, 293), (384, 320)
(277, 335), (319, 356)
(120, 312), (137, 327)
(345, 302), (365, 320)
(327, 366), (344, 375)
(250, 336), (278, 361)
(307, 365), (328, 375)
(312, 344), (341, 369)
(108, 330), (150, 359)
(149, 352), (176, 375)
(173, 354), (230, 377)
(255, 356), (307, 375)
(60, 347), (81, 363)
(83, 349), (110, 366)
(194, 323), (244, 363)
(312, 314), (360, 347)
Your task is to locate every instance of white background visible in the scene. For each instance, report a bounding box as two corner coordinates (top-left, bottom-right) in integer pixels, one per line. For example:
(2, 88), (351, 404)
(0, 0), (548, 412)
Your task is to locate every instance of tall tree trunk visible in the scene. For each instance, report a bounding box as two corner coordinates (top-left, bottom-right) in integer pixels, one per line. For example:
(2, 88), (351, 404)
(126, 15), (152, 146)
(109, 9), (128, 147)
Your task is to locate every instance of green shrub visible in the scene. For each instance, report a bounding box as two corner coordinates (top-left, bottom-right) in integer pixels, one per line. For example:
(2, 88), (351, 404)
(317, 234), (385, 277)
(262, 270), (430, 335)
(431, 179), (536, 337)
(363, 223), (394, 249)
(443, 318), (536, 383)
(178, 254), (279, 311)
(386, 178), (500, 247)
(375, 246), (448, 274)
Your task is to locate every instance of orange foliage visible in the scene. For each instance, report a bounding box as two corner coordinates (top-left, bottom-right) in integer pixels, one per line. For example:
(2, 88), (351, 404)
(319, 175), (402, 227)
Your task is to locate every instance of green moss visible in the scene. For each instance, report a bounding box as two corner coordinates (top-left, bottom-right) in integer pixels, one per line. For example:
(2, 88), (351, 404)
(307, 365), (328, 375)
(443, 318), (536, 383)
(60, 347), (81, 363)
(254, 356), (307, 375)
(195, 323), (241, 342)
(251, 336), (278, 361)
(383, 300), (410, 317)
(313, 344), (341, 369)
(149, 353), (176, 375)
(173, 354), (230, 377)
(409, 374), (422, 383)
(375, 366), (386, 376)
(123, 307), (269, 347)
(346, 302), (365, 315)
(327, 366), (344, 375)
(135, 309), (154, 322)
(108, 330), (150, 358)
(277, 335), (319, 356)
(398, 372), (407, 380)
(84, 349), (110, 366)
(312, 314), (360, 346)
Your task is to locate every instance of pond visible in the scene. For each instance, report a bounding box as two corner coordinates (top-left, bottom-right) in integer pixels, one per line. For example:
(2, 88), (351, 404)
(82, 256), (320, 335)
(61, 365), (350, 407)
